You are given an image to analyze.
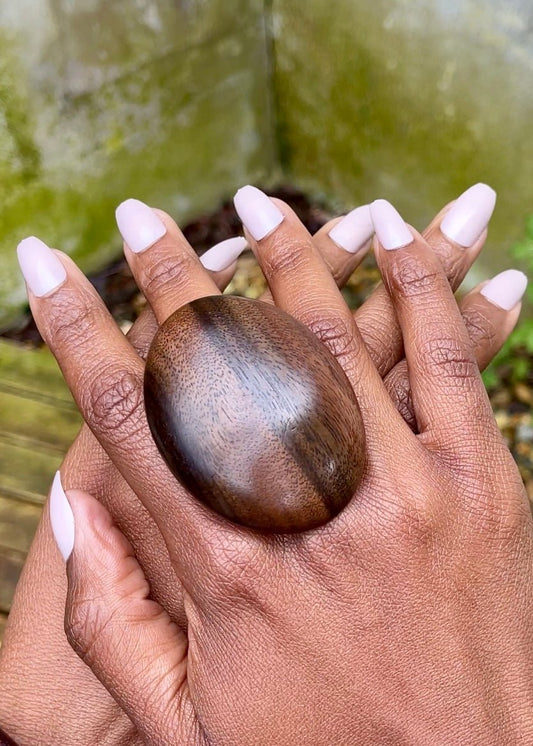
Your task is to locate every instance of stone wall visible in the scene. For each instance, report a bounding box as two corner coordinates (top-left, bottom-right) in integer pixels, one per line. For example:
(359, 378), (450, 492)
(0, 0), (276, 328)
(273, 0), (533, 284)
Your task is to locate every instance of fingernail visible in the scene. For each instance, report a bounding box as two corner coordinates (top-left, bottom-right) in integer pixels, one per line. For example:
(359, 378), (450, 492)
(328, 205), (374, 253)
(115, 198), (167, 254)
(17, 237), (67, 297)
(480, 269), (528, 311)
(233, 185), (284, 241)
(440, 183), (496, 247)
(49, 471), (75, 561)
(200, 236), (248, 271)
(370, 200), (414, 250)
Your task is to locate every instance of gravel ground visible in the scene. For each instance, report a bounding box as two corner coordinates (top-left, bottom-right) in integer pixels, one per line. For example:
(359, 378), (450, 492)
(4, 186), (531, 500)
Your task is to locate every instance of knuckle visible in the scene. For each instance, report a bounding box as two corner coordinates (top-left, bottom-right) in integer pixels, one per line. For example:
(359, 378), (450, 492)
(141, 250), (199, 299)
(301, 310), (358, 364)
(420, 337), (479, 383)
(261, 236), (311, 279)
(388, 496), (441, 554)
(461, 306), (498, 351)
(427, 235), (464, 287)
(46, 290), (99, 349)
(86, 367), (144, 436)
(385, 365), (417, 431)
(65, 596), (110, 666)
(209, 534), (276, 615)
(389, 253), (443, 299)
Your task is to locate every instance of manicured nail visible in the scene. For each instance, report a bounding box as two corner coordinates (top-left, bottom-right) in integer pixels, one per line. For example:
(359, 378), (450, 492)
(440, 183), (496, 247)
(233, 186), (284, 241)
(370, 200), (414, 250)
(480, 269), (528, 311)
(17, 237), (67, 297)
(115, 198), (167, 254)
(200, 236), (248, 271)
(49, 471), (75, 561)
(328, 205), (374, 253)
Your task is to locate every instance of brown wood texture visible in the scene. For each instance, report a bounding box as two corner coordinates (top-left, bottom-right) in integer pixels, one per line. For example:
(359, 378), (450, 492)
(145, 295), (366, 532)
(0, 340), (81, 642)
(0, 614), (7, 646)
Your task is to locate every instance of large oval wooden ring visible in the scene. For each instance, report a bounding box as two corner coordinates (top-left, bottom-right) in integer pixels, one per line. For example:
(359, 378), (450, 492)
(144, 295), (366, 532)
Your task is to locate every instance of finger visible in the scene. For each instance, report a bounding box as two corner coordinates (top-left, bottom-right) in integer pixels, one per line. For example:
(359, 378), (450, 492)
(312, 206), (374, 286)
(17, 237), (224, 585)
(257, 205), (374, 306)
(384, 269), (527, 431)
(233, 185), (407, 451)
(370, 199), (501, 452)
(354, 183), (496, 376)
(61, 304), (186, 626)
(115, 200), (244, 324)
(61, 430), (186, 626)
(49, 475), (194, 745)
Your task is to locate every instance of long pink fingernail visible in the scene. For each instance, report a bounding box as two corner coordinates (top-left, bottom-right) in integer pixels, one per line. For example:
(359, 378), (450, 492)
(17, 237), (67, 297)
(328, 205), (374, 253)
(440, 183), (496, 247)
(233, 186), (284, 241)
(200, 236), (248, 271)
(370, 200), (414, 250)
(49, 471), (75, 561)
(115, 199), (167, 254)
(480, 269), (528, 311)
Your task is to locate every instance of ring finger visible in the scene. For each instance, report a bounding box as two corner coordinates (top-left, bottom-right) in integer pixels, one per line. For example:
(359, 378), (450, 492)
(115, 199), (246, 324)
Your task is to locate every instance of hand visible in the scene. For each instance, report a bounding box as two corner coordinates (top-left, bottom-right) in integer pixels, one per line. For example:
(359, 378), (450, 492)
(9, 187), (532, 744)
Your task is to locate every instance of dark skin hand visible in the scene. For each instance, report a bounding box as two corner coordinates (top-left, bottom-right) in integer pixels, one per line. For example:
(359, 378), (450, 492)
(2, 184), (530, 745)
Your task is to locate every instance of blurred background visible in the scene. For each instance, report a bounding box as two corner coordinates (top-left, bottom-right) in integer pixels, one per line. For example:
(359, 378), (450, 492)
(0, 0), (532, 639)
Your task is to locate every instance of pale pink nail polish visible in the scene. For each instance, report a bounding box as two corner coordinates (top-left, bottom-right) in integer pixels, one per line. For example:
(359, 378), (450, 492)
(370, 200), (414, 250)
(200, 237), (248, 271)
(17, 237), (67, 297)
(49, 471), (75, 561)
(233, 186), (284, 241)
(328, 205), (374, 253)
(480, 269), (528, 311)
(440, 183), (496, 247)
(115, 199), (167, 254)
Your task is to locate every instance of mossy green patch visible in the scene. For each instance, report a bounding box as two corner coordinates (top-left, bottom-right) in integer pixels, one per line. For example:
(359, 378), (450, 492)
(0, 2), (274, 329)
(272, 0), (533, 287)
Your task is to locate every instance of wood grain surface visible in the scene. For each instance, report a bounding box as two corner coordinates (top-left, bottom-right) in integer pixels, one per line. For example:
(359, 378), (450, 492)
(0, 339), (82, 644)
(145, 295), (366, 532)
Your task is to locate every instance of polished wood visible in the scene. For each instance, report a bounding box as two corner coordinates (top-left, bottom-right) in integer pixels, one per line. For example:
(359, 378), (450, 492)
(145, 295), (366, 532)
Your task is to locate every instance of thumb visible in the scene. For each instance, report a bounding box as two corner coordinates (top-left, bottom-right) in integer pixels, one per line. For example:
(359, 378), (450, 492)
(49, 471), (198, 745)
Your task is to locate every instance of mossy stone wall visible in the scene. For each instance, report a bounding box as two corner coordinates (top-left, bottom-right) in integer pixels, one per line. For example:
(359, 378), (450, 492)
(273, 0), (533, 285)
(0, 0), (275, 329)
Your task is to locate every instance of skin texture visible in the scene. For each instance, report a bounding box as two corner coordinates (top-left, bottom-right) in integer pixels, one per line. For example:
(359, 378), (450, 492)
(0, 196), (523, 745)
(144, 295), (365, 531)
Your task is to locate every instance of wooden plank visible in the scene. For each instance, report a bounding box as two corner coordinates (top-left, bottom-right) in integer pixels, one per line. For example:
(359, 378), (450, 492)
(0, 612), (7, 645)
(0, 494), (42, 554)
(0, 434), (63, 504)
(0, 546), (25, 614)
(0, 339), (74, 403)
(0, 388), (81, 449)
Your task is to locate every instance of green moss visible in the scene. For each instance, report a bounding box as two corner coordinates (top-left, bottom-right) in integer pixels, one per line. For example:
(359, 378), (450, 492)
(0, 9), (274, 329)
(272, 0), (533, 288)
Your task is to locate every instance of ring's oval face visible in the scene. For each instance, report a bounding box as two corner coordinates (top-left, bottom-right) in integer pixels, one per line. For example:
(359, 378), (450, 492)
(144, 295), (366, 533)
